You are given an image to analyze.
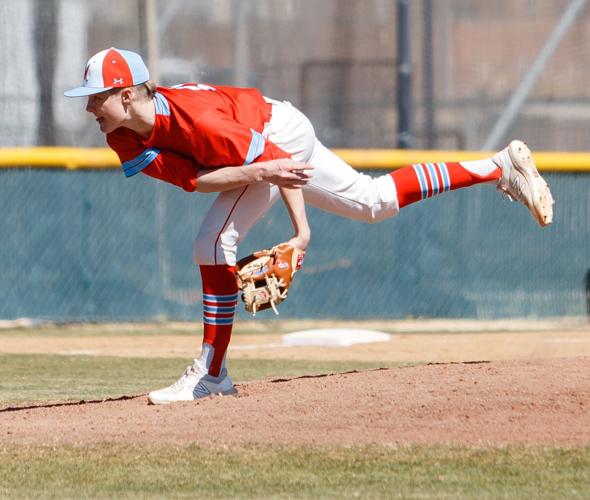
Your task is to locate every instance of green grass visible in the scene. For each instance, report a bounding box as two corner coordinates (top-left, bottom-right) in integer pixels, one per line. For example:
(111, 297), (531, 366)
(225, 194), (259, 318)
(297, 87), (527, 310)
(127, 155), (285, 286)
(0, 353), (404, 404)
(0, 444), (589, 499)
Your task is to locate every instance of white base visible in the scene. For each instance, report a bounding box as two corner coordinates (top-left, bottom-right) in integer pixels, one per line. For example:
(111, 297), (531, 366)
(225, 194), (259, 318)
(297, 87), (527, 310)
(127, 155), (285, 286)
(281, 328), (391, 347)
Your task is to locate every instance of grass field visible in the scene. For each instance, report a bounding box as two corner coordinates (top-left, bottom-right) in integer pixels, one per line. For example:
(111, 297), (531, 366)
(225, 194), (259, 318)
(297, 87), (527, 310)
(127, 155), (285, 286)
(1, 327), (590, 499)
(2, 444), (589, 499)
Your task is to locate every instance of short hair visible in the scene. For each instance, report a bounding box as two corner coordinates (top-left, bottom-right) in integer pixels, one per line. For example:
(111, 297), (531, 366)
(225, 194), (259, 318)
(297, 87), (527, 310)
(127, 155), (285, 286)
(134, 80), (157, 99)
(108, 81), (156, 101)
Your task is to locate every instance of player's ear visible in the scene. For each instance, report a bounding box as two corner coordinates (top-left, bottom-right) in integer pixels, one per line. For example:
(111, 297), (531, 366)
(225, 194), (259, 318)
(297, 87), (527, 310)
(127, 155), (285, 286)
(120, 87), (134, 106)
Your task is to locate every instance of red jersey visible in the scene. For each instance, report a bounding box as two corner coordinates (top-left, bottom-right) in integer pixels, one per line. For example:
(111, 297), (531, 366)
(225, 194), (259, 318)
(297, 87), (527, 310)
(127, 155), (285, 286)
(106, 84), (290, 192)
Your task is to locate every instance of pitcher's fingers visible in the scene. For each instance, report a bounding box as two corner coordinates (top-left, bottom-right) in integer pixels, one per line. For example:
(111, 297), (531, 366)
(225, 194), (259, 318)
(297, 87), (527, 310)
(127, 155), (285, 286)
(295, 165), (314, 173)
(292, 169), (313, 180)
(285, 179), (311, 187)
(293, 172), (313, 182)
(286, 161), (314, 172)
(273, 178), (310, 188)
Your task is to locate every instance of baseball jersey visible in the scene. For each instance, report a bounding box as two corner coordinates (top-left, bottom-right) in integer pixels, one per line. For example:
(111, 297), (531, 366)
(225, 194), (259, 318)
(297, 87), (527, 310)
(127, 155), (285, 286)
(106, 84), (291, 192)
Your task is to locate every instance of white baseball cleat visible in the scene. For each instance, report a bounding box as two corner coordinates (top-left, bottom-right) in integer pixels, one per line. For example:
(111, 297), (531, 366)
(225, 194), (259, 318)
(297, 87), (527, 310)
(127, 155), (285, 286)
(492, 140), (554, 227)
(147, 359), (237, 405)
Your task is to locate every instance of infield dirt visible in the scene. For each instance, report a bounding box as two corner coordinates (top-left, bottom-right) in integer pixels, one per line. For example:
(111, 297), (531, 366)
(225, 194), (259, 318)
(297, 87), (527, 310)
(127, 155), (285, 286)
(1, 320), (589, 447)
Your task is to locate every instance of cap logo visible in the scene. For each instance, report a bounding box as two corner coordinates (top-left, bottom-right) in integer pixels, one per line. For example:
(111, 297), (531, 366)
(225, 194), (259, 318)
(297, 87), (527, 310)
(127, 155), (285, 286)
(83, 63), (90, 82)
(103, 49), (134, 88)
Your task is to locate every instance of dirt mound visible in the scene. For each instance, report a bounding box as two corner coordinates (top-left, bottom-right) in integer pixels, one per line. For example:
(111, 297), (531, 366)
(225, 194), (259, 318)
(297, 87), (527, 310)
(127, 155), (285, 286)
(2, 357), (589, 447)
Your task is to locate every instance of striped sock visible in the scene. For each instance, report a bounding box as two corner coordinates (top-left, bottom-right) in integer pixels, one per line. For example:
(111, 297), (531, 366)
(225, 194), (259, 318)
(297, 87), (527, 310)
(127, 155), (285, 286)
(390, 160), (500, 208)
(199, 265), (238, 377)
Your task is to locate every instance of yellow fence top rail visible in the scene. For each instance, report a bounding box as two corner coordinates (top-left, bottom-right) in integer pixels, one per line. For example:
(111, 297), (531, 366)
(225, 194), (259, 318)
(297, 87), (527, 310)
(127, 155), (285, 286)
(0, 148), (118, 169)
(0, 147), (589, 172)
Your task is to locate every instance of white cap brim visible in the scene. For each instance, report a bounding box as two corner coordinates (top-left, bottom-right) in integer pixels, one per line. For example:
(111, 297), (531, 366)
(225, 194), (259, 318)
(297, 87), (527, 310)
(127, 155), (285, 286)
(63, 86), (113, 98)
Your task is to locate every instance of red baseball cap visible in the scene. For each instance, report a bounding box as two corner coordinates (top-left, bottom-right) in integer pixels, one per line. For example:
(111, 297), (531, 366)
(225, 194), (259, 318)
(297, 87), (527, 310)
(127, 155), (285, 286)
(64, 47), (150, 97)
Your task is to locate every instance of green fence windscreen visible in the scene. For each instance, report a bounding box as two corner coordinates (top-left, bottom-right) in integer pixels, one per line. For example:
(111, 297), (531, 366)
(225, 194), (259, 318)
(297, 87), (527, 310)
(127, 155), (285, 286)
(1, 169), (586, 321)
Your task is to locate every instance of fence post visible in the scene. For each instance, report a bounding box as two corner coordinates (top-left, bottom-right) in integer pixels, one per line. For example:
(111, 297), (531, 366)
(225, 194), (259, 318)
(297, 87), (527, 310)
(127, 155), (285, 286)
(397, 0), (412, 148)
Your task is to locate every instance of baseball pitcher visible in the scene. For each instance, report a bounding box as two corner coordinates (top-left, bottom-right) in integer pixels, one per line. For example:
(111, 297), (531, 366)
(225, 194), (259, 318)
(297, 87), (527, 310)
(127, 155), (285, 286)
(65, 48), (554, 404)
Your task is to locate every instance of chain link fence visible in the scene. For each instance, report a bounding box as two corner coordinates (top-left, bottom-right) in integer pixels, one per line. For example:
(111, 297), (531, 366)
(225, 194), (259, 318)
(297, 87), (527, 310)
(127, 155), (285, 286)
(1, 168), (586, 321)
(1, 0), (589, 320)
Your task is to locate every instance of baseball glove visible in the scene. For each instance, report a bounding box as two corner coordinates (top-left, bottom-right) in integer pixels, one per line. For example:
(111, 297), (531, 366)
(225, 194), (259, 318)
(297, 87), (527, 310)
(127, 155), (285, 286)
(235, 243), (305, 316)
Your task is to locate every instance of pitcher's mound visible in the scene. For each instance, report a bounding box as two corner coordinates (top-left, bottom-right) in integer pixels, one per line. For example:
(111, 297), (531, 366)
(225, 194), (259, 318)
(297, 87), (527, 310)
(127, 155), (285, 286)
(2, 357), (589, 447)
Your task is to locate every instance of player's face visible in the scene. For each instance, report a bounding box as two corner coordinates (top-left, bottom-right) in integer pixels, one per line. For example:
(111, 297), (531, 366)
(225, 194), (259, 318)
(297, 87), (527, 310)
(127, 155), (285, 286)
(85, 90), (126, 134)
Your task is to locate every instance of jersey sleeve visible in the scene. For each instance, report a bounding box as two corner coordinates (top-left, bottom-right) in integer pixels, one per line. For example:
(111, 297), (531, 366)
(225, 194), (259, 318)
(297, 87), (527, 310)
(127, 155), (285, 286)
(106, 133), (200, 192)
(140, 151), (200, 192)
(193, 109), (291, 167)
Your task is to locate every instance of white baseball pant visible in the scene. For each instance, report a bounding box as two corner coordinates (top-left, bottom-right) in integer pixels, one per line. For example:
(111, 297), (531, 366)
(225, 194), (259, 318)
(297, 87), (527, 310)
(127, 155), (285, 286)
(193, 98), (399, 266)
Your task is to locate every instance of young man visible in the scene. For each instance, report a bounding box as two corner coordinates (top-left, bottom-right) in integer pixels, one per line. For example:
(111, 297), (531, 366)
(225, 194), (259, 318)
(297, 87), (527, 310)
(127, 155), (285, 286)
(65, 47), (554, 405)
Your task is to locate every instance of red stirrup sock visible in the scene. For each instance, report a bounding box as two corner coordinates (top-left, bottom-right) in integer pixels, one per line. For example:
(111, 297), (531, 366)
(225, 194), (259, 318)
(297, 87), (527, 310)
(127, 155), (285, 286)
(199, 264), (238, 377)
(390, 160), (501, 208)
